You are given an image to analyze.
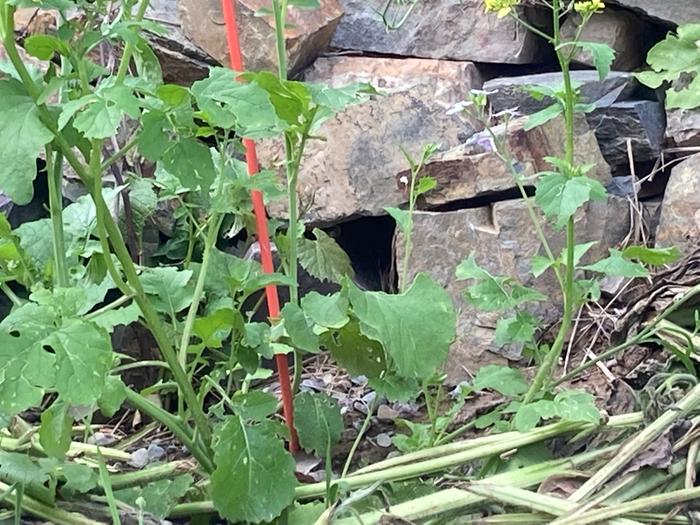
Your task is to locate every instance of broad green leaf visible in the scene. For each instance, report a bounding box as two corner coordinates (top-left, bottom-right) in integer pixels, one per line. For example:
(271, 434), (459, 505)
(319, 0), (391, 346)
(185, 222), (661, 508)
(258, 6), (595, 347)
(90, 303), (141, 333)
(575, 41), (615, 80)
(48, 319), (113, 406)
(298, 228), (354, 284)
(140, 266), (194, 316)
(211, 416), (297, 523)
(622, 245), (682, 266)
(0, 451), (50, 491)
(494, 313), (538, 347)
(322, 321), (386, 379)
(473, 365), (528, 396)
(73, 98), (123, 139)
(161, 138), (216, 194)
(98, 376), (126, 418)
(191, 68), (282, 137)
(0, 79), (53, 204)
(156, 84), (190, 107)
(531, 255), (555, 278)
(288, 502), (326, 525)
(294, 392), (342, 457)
(300, 291), (349, 329)
(535, 173), (607, 228)
(60, 462), (98, 495)
(139, 111), (171, 161)
(369, 374), (419, 403)
(115, 475), (193, 519)
(385, 206), (410, 233)
(231, 391), (278, 421)
(582, 249), (649, 278)
(193, 308), (234, 348)
(513, 400), (558, 432)
(0, 330), (54, 415)
(39, 402), (72, 459)
(415, 176), (437, 197)
(524, 103), (563, 131)
(24, 34), (70, 59)
(281, 302), (319, 353)
(347, 273), (456, 379)
(554, 390), (600, 426)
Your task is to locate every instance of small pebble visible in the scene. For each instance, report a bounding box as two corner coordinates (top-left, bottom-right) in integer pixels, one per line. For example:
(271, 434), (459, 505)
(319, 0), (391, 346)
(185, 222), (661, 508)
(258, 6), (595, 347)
(375, 433), (392, 448)
(147, 443), (166, 461)
(377, 405), (399, 421)
(128, 448), (150, 469)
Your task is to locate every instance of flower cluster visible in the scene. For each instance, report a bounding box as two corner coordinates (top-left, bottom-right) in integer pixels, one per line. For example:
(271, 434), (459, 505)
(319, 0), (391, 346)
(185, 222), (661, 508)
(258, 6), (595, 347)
(484, 0), (520, 18)
(573, 0), (605, 15)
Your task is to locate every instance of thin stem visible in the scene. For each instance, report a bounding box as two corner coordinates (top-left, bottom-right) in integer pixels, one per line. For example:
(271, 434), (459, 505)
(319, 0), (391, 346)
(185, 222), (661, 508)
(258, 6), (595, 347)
(114, 0), (150, 83)
(108, 460), (197, 490)
(341, 396), (378, 478)
(0, 481), (100, 525)
(45, 147), (69, 287)
(0, 284), (23, 307)
(102, 134), (138, 171)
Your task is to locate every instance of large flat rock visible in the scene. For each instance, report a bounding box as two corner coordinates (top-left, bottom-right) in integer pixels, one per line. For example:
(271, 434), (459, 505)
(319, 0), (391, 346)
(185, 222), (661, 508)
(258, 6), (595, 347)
(484, 71), (639, 115)
(405, 115), (611, 208)
(396, 196), (631, 383)
(610, 0), (700, 26)
(331, 0), (550, 64)
(261, 56), (483, 225)
(656, 153), (700, 254)
(179, 0), (342, 75)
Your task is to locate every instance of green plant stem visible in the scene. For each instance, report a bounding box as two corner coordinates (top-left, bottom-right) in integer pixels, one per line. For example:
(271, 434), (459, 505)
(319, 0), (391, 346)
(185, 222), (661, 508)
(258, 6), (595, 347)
(123, 388), (214, 473)
(522, 0), (577, 405)
(101, 134), (138, 171)
(0, 284), (23, 307)
(108, 460), (197, 490)
(45, 147), (69, 287)
(341, 396), (378, 478)
(84, 293), (133, 320)
(0, 482), (100, 525)
(552, 487), (700, 525)
(114, 0), (150, 83)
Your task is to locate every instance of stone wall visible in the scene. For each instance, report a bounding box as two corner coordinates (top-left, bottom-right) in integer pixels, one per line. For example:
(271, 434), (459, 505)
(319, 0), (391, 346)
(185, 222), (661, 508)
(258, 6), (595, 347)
(12, 0), (700, 381)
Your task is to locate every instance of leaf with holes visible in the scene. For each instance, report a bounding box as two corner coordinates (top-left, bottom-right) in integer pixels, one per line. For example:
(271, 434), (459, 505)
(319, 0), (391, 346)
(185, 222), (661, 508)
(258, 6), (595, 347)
(211, 416), (297, 523)
(294, 392), (342, 457)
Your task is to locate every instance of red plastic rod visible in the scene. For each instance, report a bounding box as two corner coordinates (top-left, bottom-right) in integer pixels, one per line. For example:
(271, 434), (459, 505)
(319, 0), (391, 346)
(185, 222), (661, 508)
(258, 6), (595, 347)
(220, 0), (298, 451)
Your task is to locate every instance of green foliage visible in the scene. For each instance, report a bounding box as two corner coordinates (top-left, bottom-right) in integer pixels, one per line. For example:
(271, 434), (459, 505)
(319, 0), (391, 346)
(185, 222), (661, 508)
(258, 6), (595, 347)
(297, 228), (355, 284)
(513, 390), (600, 432)
(535, 172), (607, 229)
(210, 416), (297, 523)
(294, 391), (343, 457)
(638, 24), (700, 109)
(473, 365), (529, 397)
(114, 475), (193, 519)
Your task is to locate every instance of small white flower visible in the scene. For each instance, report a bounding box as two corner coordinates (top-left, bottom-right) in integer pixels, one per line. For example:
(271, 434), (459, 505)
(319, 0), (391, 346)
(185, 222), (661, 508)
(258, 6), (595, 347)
(399, 175), (409, 186)
(447, 101), (472, 115)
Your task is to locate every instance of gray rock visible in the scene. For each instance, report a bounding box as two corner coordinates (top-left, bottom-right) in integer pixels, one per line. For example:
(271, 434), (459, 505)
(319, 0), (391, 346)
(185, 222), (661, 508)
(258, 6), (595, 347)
(610, 0), (700, 26)
(655, 153), (700, 253)
(178, 0), (342, 76)
(406, 115), (611, 208)
(666, 108), (700, 148)
(331, 0), (551, 64)
(561, 8), (655, 71)
(145, 0), (218, 85)
(484, 71), (638, 115)
(260, 56), (483, 225)
(586, 100), (666, 168)
(395, 196), (631, 383)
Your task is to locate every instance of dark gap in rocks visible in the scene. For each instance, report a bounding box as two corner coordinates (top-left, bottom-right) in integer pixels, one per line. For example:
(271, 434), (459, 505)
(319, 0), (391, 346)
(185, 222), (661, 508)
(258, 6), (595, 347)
(426, 186), (535, 213)
(327, 215), (396, 292)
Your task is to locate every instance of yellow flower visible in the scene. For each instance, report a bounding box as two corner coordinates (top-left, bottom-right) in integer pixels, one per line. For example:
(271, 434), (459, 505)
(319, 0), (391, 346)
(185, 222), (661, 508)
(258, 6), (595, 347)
(574, 0), (605, 15)
(484, 0), (520, 18)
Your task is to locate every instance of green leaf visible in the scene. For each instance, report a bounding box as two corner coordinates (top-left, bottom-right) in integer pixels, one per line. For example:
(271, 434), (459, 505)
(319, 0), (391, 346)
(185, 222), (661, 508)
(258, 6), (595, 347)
(115, 475), (193, 519)
(294, 392), (342, 457)
(524, 103), (563, 131)
(347, 273), (456, 379)
(140, 267), (194, 315)
(473, 365), (528, 396)
(582, 249), (649, 278)
(60, 462), (98, 495)
(211, 416), (297, 523)
(414, 176), (437, 197)
(531, 255), (555, 278)
(457, 254), (547, 311)
(513, 400), (558, 432)
(298, 228), (354, 284)
(494, 312), (538, 347)
(24, 34), (70, 59)
(554, 390), (600, 426)
(322, 321), (386, 379)
(535, 173), (607, 228)
(72, 98), (124, 139)
(0, 451), (50, 489)
(0, 79), (53, 204)
(161, 138), (216, 194)
(575, 41), (615, 81)
(193, 308), (234, 348)
(288, 0), (321, 8)
(368, 374), (419, 403)
(0, 330), (53, 416)
(97, 376), (126, 418)
(39, 402), (72, 459)
(47, 319), (113, 406)
(231, 391), (278, 421)
(90, 303), (141, 333)
(242, 322), (273, 359)
(300, 291), (349, 329)
(622, 245), (682, 266)
(385, 206), (410, 233)
(288, 502), (326, 525)
(281, 302), (320, 353)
